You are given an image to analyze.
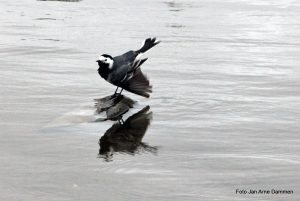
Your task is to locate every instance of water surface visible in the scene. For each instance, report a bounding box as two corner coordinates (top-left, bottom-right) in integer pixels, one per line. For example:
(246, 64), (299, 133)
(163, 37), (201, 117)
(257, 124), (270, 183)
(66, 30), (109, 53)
(0, 0), (299, 200)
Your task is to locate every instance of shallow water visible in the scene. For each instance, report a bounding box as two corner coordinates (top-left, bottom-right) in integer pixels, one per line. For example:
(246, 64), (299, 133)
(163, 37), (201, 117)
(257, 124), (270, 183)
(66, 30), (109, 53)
(0, 0), (300, 200)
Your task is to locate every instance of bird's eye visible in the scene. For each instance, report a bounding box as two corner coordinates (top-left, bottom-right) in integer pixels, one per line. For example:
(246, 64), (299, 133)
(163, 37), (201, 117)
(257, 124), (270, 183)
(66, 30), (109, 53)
(105, 59), (107, 62)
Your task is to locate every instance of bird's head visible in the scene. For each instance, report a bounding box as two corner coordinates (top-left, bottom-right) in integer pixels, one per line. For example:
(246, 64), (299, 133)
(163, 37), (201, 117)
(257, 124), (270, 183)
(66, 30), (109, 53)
(96, 54), (114, 70)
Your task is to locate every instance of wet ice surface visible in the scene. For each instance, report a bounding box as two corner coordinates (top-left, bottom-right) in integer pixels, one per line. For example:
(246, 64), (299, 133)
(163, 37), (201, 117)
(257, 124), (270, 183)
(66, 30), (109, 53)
(0, 0), (300, 200)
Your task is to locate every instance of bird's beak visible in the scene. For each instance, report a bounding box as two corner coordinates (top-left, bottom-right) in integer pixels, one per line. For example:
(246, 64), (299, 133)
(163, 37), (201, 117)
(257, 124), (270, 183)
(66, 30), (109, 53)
(96, 60), (100, 62)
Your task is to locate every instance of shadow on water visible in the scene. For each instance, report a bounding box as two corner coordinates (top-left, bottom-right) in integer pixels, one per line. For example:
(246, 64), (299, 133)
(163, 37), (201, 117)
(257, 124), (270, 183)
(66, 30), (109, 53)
(94, 95), (136, 122)
(97, 105), (157, 162)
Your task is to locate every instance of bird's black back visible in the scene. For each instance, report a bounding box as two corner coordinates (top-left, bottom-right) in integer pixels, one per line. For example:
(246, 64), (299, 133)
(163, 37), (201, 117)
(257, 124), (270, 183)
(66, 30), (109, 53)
(106, 51), (138, 84)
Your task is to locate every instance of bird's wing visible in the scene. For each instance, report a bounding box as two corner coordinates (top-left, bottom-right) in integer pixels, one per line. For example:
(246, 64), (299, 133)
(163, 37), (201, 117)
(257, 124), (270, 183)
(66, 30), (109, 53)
(111, 58), (148, 85)
(110, 50), (147, 84)
(108, 63), (131, 84)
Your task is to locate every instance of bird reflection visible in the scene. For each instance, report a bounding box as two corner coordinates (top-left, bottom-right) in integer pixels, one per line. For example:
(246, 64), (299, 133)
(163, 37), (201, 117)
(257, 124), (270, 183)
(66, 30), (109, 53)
(98, 106), (157, 161)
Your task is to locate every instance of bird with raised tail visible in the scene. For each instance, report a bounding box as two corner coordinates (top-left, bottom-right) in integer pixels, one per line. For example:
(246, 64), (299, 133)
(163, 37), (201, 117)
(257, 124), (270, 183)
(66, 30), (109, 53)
(96, 37), (160, 98)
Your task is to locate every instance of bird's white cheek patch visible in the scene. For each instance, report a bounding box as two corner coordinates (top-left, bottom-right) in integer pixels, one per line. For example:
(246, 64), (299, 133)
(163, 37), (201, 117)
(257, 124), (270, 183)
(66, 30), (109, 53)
(108, 61), (114, 69)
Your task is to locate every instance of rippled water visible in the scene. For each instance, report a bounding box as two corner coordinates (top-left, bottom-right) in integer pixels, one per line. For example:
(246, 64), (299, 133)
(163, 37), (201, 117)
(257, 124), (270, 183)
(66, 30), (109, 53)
(1, 0), (300, 200)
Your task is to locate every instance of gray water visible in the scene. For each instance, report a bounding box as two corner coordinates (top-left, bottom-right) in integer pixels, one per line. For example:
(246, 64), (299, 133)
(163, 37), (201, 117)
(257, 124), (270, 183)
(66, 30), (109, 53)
(1, 0), (300, 200)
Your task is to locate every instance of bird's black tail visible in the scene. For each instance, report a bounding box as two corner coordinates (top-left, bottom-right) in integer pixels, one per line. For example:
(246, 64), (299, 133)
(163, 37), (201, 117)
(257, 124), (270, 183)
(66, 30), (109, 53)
(137, 37), (160, 53)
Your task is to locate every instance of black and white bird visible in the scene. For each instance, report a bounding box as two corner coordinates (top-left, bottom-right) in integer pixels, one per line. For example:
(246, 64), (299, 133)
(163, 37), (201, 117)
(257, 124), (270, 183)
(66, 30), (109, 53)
(96, 37), (160, 98)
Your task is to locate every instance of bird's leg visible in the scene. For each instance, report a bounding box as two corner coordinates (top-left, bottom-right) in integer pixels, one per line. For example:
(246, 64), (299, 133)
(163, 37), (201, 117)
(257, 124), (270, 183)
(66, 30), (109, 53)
(113, 87), (119, 97)
(118, 88), (124, 96)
